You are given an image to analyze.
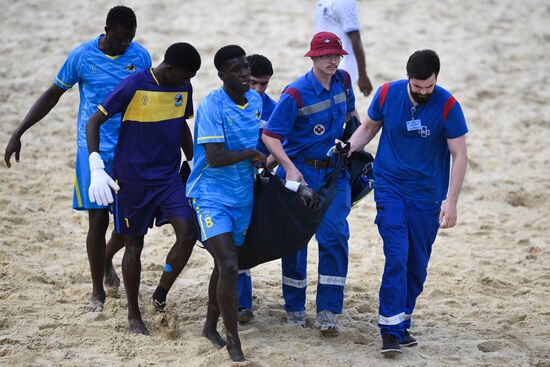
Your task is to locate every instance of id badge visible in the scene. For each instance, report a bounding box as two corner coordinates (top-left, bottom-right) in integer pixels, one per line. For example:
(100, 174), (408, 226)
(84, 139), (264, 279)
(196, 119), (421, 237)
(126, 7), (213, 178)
(406, 119), (422, 131)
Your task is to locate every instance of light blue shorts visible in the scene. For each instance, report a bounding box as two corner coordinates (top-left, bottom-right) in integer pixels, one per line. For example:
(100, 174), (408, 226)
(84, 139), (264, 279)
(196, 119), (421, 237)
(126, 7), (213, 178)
(73, 146), (114, 210)
(192, 198), (252, 246)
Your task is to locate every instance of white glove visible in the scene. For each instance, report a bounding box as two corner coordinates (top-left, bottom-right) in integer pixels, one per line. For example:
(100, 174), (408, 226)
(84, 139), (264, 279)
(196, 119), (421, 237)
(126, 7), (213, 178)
(88, 152), (120, 206)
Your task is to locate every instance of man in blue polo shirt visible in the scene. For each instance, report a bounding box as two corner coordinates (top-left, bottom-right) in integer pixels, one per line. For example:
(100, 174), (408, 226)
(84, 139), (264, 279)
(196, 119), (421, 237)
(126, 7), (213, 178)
(347, 49), (468, 356)
(3, 6), (151, 312)
(85, 43), (201, 335)
(186, 45), (265, 364)
(262, 32), (356, 336)
(237, 53), (277, 323)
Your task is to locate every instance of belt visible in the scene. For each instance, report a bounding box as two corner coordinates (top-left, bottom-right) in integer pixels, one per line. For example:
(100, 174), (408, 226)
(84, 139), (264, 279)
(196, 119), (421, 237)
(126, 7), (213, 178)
(302, 157), (329, 169)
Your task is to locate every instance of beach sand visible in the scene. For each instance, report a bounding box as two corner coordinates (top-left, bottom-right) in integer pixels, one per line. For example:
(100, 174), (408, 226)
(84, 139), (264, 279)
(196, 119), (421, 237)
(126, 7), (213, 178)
(1, 0), (549, 365)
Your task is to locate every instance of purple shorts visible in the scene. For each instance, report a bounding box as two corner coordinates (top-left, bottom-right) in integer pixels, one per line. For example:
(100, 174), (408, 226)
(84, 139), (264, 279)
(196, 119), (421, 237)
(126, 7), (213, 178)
(113, 179), (194, 235)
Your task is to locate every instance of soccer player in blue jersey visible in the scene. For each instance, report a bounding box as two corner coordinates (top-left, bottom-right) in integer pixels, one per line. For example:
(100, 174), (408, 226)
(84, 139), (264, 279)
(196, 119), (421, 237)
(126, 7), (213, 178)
(186, 45), (265, 364)
(3, 6), (151, 312)
(346, 50), (468, 356)
(85, 43), (201, 335)
(237, 53), (276, 324)
(262, 32), (357, 336)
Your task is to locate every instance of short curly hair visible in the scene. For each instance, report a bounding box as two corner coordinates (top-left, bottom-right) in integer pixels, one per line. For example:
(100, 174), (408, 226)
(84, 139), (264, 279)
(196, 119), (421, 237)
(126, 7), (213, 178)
(106, 6), (137, 30)
(164, 43), (202, 72)
(214, 45), (246, 71)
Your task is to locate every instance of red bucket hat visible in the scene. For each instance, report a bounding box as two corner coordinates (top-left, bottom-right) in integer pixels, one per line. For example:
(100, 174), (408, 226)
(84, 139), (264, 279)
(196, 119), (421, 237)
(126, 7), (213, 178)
(304, 31), (348, 57)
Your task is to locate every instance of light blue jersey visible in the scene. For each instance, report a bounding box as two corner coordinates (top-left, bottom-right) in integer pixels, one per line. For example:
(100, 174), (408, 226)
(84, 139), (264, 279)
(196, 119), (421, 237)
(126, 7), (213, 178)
(187, 88), (262, 207)
(55, 35), (151, 152)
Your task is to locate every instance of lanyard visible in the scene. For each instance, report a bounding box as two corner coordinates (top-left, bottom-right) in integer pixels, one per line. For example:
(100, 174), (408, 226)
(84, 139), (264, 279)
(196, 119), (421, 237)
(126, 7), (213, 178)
(410, 106), (417, 120)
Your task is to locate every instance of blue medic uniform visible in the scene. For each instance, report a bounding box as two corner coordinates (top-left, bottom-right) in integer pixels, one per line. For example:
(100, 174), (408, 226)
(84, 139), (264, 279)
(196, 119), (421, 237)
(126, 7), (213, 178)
(368, 80), (468, 340)
(54, 35), (151, 210)
(186, 88), (262, 246)
(237, 91), (277, 311)
(263, 69), (355, 314)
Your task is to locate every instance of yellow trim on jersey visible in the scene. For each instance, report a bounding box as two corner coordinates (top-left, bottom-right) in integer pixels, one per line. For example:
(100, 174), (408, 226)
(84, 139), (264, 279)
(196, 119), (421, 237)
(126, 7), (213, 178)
(122, 90), (188, 122)
(98, 105), (108, 116)
(187, 164), (209, 194)
(236, 102), (248, 110)
(74, 175), (83, 208)
(197, 135), (224, 141)
(105, 54), (120, 60)
(149, 68), (160, 85)
(55, 77), (72, 88)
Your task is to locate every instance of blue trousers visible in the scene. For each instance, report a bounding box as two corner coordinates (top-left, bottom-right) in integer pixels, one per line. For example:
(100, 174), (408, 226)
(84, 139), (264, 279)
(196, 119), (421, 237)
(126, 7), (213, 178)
(237, 269), (252, 310)
(374, 187), (440, 340)
(279, 162), (351, 314)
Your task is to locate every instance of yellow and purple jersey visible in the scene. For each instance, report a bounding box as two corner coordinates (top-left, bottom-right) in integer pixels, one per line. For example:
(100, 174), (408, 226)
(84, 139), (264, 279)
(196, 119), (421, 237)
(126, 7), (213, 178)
(98, 69), (193, 185)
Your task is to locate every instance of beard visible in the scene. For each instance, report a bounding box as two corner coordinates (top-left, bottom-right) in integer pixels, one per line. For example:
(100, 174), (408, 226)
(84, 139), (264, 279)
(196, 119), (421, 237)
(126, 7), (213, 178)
(409, 82), (434, 104)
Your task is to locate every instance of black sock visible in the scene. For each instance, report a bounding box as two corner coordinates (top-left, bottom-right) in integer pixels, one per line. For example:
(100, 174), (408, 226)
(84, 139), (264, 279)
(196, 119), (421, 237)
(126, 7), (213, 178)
(153, 285), (168, 304)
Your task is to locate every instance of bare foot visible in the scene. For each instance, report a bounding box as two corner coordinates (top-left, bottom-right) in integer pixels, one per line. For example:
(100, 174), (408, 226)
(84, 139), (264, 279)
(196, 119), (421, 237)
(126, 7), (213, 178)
(84, 295), (104, 312)
(128, 318), (150, 335)
(202, 328), (227, 349)
(230, 361), (252, 367)
(227, 340), (246, 364)
(104, 261), (120, 290)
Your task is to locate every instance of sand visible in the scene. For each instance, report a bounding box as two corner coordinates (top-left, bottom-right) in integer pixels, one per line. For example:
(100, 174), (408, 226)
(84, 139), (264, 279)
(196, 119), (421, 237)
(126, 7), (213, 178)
(1, 0), (549, 366)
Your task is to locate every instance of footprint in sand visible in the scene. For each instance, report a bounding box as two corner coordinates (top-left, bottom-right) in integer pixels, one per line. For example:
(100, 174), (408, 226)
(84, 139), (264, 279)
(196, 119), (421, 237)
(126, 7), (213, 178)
(477, 340), (505, 353)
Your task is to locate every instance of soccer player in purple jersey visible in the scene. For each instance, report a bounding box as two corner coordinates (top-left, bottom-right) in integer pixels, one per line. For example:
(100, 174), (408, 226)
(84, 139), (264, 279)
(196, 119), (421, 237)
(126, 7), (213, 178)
(86, 43), (201, 335)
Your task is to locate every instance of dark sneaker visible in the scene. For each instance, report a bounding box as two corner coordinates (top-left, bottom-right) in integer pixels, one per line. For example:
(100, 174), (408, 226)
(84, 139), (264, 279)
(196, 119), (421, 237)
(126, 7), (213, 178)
(238, 308), (254, 323)
(314, 310), (339, 336)
(381, 333), (402, 357)
(401, 329), (418, 347)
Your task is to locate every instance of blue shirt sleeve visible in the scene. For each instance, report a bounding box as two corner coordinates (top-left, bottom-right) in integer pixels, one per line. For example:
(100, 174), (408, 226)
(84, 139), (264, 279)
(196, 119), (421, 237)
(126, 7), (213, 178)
(98, 77), (135, 117)
(54, 47), (81, 89)
(195, 97), (225, 145)
(265, 91), (298, 139)
(443, 102), (468, 139)
(367, 85), (383, 121)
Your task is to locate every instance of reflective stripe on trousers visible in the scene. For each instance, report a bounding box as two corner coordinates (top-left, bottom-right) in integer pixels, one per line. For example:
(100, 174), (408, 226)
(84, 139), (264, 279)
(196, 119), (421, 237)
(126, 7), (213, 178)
(280, 163), (351, 314)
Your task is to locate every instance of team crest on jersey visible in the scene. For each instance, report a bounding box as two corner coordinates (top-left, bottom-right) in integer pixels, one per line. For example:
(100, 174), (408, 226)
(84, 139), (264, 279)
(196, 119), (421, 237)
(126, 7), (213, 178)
(125, 63), (136, 73)
(174, 94), (183, 107)
(255, 110), (261, 120)
(313, 124), (325, 136)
